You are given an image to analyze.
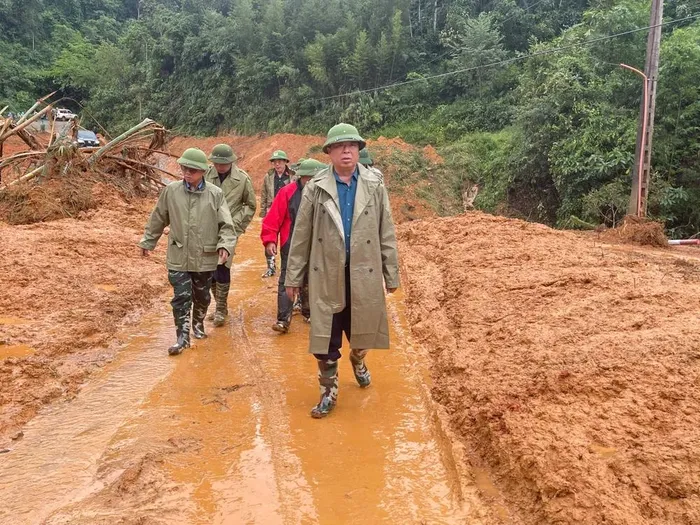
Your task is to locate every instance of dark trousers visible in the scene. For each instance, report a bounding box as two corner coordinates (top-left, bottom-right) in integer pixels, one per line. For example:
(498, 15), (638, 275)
(168, 270), (213, 332)
(314, 265), (350, 361)
(278, 245), (310, 323)
(213, 263), (231, 284)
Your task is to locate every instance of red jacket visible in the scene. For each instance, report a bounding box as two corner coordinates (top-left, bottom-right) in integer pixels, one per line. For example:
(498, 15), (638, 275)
(261, 180), (303, 249)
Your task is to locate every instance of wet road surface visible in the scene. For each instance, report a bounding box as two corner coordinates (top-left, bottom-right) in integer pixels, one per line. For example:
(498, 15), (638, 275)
(0, 221), (493, 524)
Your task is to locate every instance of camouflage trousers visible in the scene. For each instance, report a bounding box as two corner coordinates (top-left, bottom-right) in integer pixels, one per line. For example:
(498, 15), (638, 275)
(168, 270), (213, 335)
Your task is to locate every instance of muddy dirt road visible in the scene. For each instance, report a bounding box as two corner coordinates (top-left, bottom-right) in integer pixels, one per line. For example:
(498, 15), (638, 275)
(0, 220), (497, 525)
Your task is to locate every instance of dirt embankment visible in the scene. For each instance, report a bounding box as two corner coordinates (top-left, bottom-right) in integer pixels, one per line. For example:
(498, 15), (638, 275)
(397, 211), (700, 525)
(0, 187), (167, 443)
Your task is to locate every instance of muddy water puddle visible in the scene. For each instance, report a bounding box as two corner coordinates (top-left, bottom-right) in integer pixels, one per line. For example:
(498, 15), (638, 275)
(0, 221), (492, 524)
(0, 343), (34, 359)
(0, 316), (29, 326)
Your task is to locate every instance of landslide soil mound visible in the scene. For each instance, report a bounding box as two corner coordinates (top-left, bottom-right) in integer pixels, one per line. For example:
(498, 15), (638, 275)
(397, 211), (700, 525)
(0, 186), (168, 444)
(599, 215), (669, 248)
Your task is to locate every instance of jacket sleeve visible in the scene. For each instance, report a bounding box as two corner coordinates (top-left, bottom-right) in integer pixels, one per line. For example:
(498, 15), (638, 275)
(284, 184), (314, 287)
(378, 185), (400, 289)
(239, 175), (256, 232)
(260, 187), (288, 246)
(260, 174), (269, 217)
(216, 193), (238, 257)
(138, 187), (170, 250)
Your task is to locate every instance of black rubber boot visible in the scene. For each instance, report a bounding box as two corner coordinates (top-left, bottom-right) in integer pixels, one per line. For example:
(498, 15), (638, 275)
(262, 255), (276, 278)
(168, 329), (190, 356)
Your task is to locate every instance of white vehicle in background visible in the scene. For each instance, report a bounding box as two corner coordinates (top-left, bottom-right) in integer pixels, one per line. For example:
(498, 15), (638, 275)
(54, 108), (77, 121)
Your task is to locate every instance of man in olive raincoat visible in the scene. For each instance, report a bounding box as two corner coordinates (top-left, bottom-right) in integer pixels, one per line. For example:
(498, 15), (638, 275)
(204, 144), (256, 327)
(139, 148), (236, 356)
(260, 150), (294, 277)
(285, 124), (400, 418)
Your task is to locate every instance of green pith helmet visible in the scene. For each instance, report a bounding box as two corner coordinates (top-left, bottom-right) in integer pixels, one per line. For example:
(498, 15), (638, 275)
(289, 158), (305, 172)
(269, 150), (289, 162)
(209, 144), (237, 164)
(358, 148), (373, 166)
(295, 158), (327, 177)
(177, 148), (209, 171)
(322, 123), (366, 153)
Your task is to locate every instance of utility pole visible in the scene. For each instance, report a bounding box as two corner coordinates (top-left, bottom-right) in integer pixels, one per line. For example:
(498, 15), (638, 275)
(628, 0), (664, 216)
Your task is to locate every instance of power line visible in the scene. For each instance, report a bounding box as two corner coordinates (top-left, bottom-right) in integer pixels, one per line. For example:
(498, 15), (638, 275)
(316, 12), (700, 102)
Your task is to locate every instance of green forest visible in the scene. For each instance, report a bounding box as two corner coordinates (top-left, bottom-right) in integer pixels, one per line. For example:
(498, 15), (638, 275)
(1, 0), (699, 235)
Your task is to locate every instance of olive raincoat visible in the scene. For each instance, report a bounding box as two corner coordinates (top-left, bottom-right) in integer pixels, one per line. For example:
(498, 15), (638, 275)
(285, 163), (400, 355)
(260, 167), (295, 218)
(204, 166), (256, 268)
(138, 180), (237, 272)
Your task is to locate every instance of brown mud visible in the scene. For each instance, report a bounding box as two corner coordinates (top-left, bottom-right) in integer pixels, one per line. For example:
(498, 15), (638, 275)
(2, 132), (700, 523)
(0, 223), (495, 524)
(0, 189), (167, 442)
(398, 211), (700, 525)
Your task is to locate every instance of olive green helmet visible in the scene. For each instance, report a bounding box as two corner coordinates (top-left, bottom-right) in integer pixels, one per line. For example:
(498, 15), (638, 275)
(209, 144), (237, 164)
(177, 148), (209, 171)
(269, 150), (289, 162)
(295, 158), (327, 177)
(322, 123), (366, 153)
(358, 148), (373, 166)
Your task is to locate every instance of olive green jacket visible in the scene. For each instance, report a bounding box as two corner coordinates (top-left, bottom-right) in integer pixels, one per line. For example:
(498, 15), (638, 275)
(204, 166), (256, 235)
(260, 168), (294, 218)
(138, 180), (237, 272)
(285, 163), (400, 354)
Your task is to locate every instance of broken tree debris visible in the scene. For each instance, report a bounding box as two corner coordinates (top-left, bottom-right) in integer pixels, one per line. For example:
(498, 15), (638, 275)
(0, 96), (178, 224)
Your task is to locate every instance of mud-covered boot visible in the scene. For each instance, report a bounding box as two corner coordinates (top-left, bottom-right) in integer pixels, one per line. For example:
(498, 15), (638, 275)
(349, 349), (371, 388)
(262, 255), (276, 278)
(212, 282), (230, 327)
(271, 320), (289, 333)
(311, 359), (338, 418)
(206, 282), (217, 321)
(168, 329), (190, 356)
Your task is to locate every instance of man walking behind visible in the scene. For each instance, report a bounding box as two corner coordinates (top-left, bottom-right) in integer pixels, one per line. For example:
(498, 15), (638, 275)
(139, 148), (236, 356)
(260, 150), (294, 277)
(285, 124), (400, 418)
(205, 144), (256, 327)
(261, 159), (326, 334)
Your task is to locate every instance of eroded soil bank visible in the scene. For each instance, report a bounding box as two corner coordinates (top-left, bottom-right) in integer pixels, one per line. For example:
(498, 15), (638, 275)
(398, 212), (700, 525)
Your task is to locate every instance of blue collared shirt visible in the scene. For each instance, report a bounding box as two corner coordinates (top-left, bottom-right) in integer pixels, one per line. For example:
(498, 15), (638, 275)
(334, 168), (359, 260)
(184, 178), (205, 192)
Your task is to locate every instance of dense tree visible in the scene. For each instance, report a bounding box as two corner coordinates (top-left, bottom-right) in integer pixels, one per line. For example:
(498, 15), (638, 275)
(1, 0), (699, 234)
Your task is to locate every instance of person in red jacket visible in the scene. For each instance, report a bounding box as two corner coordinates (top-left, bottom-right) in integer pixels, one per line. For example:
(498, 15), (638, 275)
(261, 159), (327, 333)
